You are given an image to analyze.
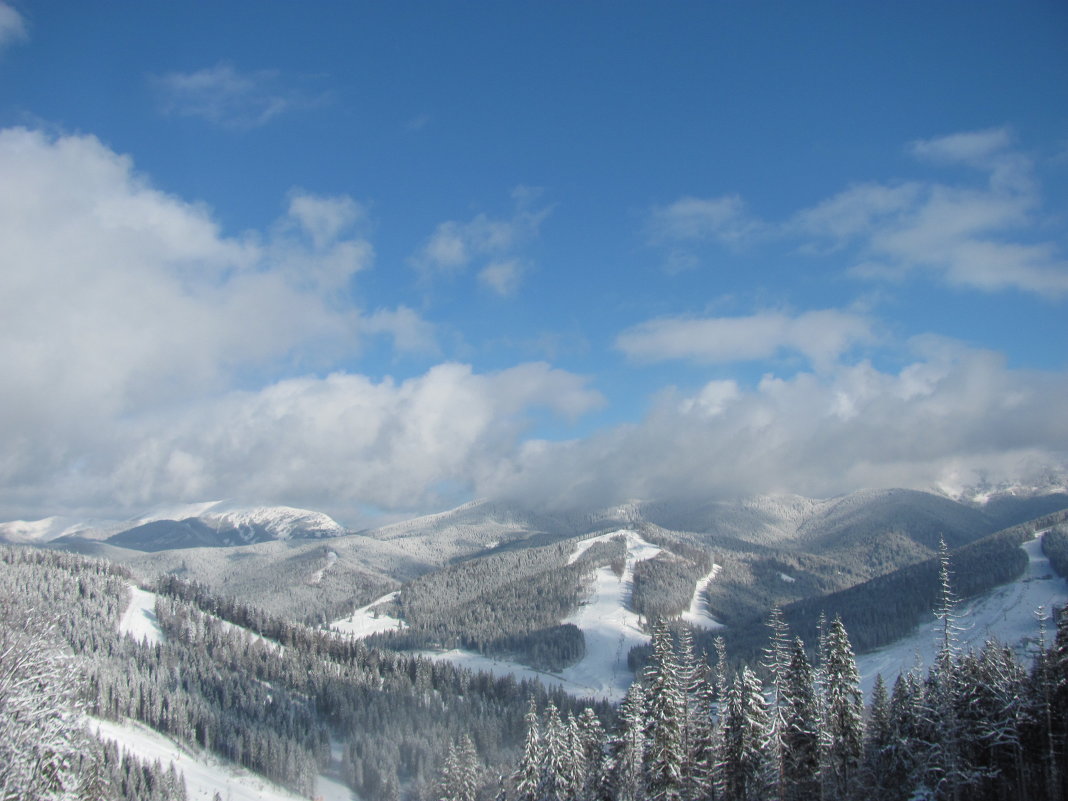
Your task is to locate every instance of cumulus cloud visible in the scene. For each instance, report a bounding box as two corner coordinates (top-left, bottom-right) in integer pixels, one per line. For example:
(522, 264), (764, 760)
(413, 188), (550, 293)
(485, 342), (1068, 510)
(35, 363), (604, 520)
(151, 62), (326, 129)
(0, 1), (26, 51)
(0, 127), (456, 520)
(795, 127), (1068, 296)
(616, 309), (875, 370)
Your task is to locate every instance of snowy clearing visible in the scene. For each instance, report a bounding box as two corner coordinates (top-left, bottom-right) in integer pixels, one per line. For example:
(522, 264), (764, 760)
(310, 550), (339, 585)
(118, 585), (164, 646)
(331, 591), (408, 637)
(680, 565), (724, 629)
(857, 531), (1068, 698)
(90, 717), (357, 801)
(422, 530), (665, 702)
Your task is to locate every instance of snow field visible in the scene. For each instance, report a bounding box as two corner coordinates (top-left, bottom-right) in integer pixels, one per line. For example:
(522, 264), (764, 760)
(418, 529), (725, 702)
(91, 717), (356, 801)
(331, 591), (408, 638)
(118, 585), (164, 646)
(680, 565), (724, 629)
(856, 531), (1068, 697)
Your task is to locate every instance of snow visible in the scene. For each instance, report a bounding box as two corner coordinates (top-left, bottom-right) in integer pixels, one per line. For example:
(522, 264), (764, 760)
(310, 550), (339, 585)
(778, 572), (796, 583)
(420, 530), (670, 702)
(857, 531), (1068, 698)
(331, 591), (408, 637)
(680, 566), (724, 629)
(118, 585), (164, 646)
(90, 717), (357, 801)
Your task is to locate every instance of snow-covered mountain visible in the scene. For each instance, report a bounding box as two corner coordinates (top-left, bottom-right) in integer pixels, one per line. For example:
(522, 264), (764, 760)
(106, 503), (346, 551)
(0, 501), (346, 551)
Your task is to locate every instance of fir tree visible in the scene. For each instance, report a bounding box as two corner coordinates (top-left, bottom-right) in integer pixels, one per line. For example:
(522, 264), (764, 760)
(645, 623), (687, 801)
(607, 683), (648, 801)
(514, 699), (543, 801)
(822, 616), (863, 801)
(780, 638), (819, 801)
(716, 667), (771, 801)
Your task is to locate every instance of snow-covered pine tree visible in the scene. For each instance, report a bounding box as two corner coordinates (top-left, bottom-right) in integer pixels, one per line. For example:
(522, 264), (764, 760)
(716, 667), (772, 801)
(574, 707), (606, 800)
(438, 736), (479, 801)
(921, 538), (965, 801)
(821, 616), (863, 801)
(539, 702), (575, 801)
(780, 638), (819, 801)
(607, 683), (648, 801)
(760, 606), (790, 799)
(514, 698), (543, 801)
(862, 674), (896, 799)
(645, 623), (687, 801)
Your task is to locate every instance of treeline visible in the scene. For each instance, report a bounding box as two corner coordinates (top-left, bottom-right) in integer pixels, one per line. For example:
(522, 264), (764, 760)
(1044, 523), (1068, 579)
(2, 546), (620, 801)
(480, 595), (1068, 801)
(368, 536), (626, 669)
(708, 527), (1035, 669)
(631, 553), (710, 621)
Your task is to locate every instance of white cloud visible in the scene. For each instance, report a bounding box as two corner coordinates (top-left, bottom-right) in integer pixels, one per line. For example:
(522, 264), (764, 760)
(362, 306), (438, 354)
(413, 190), (550, 294)
(479, 259), (524, 297)
(36, 363), (603, 519)
(485, 343), (1068, 510)
(794, 127), (1068, 296)
(646, 194), (763, 271)
(0, 128), (606, 522)
(0, 1), (26, 51)
(152, 62), (324, 130)
(648, 195), (760, 245)
(616, 309), (875, 370)
(0, 127), (452, 520)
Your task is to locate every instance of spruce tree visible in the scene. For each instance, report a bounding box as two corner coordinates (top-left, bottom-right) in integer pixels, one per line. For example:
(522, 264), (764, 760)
(514, 699), (542, 801)
(646, 623), (687, 801)
(822, 616), (863, 801)
(716, 667), (771, 801)
(780, 638), (819, 801)
(607, 683), (648, 801)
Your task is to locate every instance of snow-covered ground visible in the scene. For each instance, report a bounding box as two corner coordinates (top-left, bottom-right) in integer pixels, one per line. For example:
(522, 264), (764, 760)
(90, 717), (356, 801)
(417, 529), (721, 702)
(331, 591), (408, 637)
(857, 531), (1068, 697)
(681, 566), (724, 629)
(310, 550), (339, 585)
(118, 585), (164, 646)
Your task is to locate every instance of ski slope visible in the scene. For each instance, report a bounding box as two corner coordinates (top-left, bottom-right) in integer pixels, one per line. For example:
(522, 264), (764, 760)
(416, 529), (724, 701)
(331, 591), (408, 637)
(118, 585), (164, 646)
(90, 717), (357, 801)
(857, 531), (1068, 697)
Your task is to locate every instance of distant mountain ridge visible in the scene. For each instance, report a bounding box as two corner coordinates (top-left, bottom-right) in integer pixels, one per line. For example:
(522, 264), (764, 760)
(0, 501), (346, 551)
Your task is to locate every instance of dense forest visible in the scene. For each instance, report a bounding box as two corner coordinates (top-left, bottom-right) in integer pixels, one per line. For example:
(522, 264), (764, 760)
(485, 554), (1068, 801)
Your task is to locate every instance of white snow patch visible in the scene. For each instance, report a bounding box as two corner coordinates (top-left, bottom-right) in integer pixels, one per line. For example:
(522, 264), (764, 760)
(421, 530), (664, 702)
(90, 717), (356, 801)
(310, 550), (339, 585)
(331, 591), (407, 637)
(680, 566), (724, 630)
(778, 572), (796, 583)
(118, 586), (164, 646)
(857, 531), (1068, 698)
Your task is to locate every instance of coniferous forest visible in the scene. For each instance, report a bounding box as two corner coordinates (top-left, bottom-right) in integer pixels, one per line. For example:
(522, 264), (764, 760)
(1, 532), (1067, 801)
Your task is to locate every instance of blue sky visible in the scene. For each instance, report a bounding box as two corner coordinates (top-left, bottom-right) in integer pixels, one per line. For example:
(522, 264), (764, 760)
(1, 1), (1066, 525)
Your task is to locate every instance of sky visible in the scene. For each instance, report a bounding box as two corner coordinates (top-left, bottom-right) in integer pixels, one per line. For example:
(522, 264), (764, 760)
(1, 1), (1066, 527)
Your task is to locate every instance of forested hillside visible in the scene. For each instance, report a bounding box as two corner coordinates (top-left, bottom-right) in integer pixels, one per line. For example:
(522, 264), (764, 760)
(0, 546), (610, 801)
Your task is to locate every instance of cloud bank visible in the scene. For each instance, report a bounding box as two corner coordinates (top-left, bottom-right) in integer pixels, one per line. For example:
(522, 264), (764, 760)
(1, 126), (1065, 525)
